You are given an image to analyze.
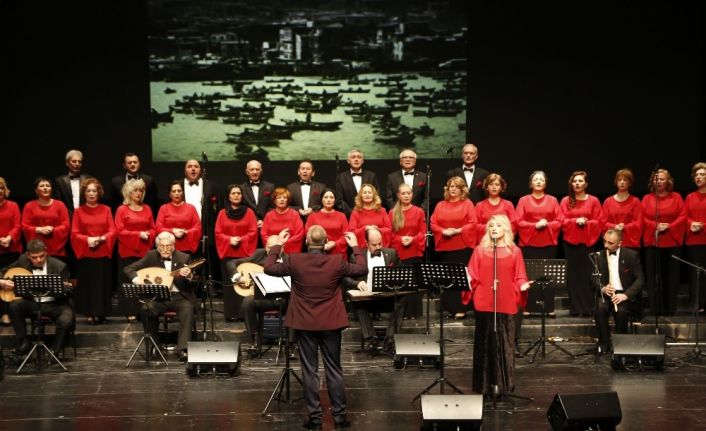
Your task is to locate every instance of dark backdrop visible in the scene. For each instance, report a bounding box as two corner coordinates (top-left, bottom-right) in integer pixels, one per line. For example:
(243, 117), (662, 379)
(3, 2), (702, 208)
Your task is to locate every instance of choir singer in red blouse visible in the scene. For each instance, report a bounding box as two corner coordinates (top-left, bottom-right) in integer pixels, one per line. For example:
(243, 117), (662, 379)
(515, 171), (562, 260)
(261, 187), (304, 254)
(156, 181), (202, 253)
(348, 184), (392, 248)
(21, 177), (70, 258)
(686, 162), (706, 312)
(602, 168), (643, 251)
(0, 177), (21, 325)
(474, 173), (515, 246)
(305, 189), (349, 256)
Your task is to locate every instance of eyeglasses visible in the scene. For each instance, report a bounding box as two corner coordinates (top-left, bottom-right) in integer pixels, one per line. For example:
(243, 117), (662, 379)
(157, 244), (175, 249)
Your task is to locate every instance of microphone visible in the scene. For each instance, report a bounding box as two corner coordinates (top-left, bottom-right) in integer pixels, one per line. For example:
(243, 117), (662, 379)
(446, 146), (455, 155)
(335, 153), (339, 162)
(231, 272), (242, 283)
(202, 151), (208, 163)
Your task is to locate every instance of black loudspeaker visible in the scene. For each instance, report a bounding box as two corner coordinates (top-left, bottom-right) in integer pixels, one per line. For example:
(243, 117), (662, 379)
(394, 334), (440, 369)
(420, 394), (483, 431)
(611, 334), (665, 370)
(186, 341), (241, 377)
(547, 392), (622, 431)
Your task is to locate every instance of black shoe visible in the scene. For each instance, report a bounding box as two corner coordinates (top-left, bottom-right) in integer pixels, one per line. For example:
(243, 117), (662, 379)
(179, 350), (188, 362)
(335, 419), (352, 429)
(365, 338), (379, 355)
(302, 419), (322, 430)
(13, 339), (31, 355)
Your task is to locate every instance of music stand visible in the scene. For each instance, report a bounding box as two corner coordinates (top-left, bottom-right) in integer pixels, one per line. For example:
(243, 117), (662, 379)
(522, 259), (575, 362)
(372, 265), (417, 350)
(411, 262), (468, 403)
(122, 283), (171, 367)
(13, 275), (68, 373)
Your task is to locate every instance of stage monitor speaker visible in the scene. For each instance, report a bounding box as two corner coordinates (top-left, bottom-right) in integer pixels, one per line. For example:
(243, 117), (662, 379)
(394, 334), (440, 369)
(186, 341), (240, 377)
(547, 391), (621, 431)
(420, 394), (482, 431)
(611, 334), (665, 370)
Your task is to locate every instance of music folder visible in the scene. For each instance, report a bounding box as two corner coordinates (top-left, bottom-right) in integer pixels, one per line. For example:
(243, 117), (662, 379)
(251, 272), (291, 296)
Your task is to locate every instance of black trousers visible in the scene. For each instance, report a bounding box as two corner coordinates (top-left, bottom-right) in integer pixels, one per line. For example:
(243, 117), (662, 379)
(437, 249), (473, 314)
(644, 246), (681, 315)
(242, 295), (281, 337)
(140, 294), (194, 351)
(354, 295), (412, 340)
(295, 329), (347, 425)
(594, 294), (634, 351)
(9, 298), (74, 352)
(564, 243), (594, 315)
(687, 245), (706, 310)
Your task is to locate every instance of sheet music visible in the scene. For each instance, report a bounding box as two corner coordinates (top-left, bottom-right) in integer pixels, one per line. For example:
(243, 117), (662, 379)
(347, 289), (381, 297)
(251, 272), (291, 295)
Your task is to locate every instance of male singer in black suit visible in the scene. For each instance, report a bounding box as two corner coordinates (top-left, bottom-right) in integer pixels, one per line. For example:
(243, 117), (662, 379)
(125, 232), (195, 361)
(240, 160), (275, 229)
(335, 149), (380, 217)
(592, 228), (644, 354)
(1, 239), (74, 356)
(342, 227), (408, 354)
(109, 152), (160, 214)
(384, 149), (428, 210)
(446, 143), (489, 204)
(286, 159), (327, 222)
(53, 149), (90, 217)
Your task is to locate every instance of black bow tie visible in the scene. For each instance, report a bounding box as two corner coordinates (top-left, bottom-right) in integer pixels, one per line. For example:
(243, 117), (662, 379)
(463, 167), (474, 172)
(403, 171), (415, 176)
(161, 257), (172, 262)
(250, 181), (260, 187)
(608, 251), (617, 256)
(351, 172), (362, 177)
(300, 181), (312, 186)
(188, 181), (199, 187)
(32, 266), (43, 270)
(69, 174), (80, 180)
(126, 174), (138, 180)
(371, 251), (382, 257)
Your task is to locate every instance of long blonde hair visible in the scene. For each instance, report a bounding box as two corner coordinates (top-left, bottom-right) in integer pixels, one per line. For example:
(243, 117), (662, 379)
(479, 214), (515, 250)
(354, 184), (382, 210)
(391, 183), (412, 232)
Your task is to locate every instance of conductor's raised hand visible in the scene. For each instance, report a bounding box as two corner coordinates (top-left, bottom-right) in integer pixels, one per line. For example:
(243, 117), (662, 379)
(276, 229), (290, 245)
(343, 232), (358, 248)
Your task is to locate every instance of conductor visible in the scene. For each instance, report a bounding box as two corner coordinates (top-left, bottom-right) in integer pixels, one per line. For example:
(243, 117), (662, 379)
(264, 225), (366, 429)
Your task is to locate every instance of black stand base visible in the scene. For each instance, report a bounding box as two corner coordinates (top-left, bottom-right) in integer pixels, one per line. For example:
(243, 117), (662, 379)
(412, 377), (463, 403)
(126, 334), (168, 367)
(17, 341), (67, 373)
(677, 346), (705, 364)
(523, 337), (577, 363)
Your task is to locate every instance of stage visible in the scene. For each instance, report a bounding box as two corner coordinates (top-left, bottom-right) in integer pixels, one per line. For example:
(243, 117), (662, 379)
(2, 311), (706, 430)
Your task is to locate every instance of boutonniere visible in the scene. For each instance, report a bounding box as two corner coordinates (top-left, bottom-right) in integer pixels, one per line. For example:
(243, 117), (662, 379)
(210, 195), (218, 211)
(418, 181), (425, 188)
(312, 190), (320, 196)
(475, 180), (483, 189)
(264, 191), (271, 197)
(623, 267), (630, 273)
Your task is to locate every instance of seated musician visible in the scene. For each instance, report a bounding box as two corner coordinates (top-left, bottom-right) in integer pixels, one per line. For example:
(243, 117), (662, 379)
(342, 227), (408, 354)
(0, 239), (74, 356)
(125, 231), (195, 362)
(593, 228), (644, 354)
(228, 235), (289, 354)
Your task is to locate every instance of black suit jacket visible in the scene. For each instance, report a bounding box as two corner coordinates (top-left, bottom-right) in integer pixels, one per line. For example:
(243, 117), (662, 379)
(124, 249), (197, 303)
(53, 174), (90, 216)
(109, 172), (160, 214)
(592, 247), (644, 302)
(335, 170), (379, 217)
(184, 178), (222, 246)
(446, 166), (490, 204)
(385, 170), (428, 210)
(286, 180), (327, 214)
(240, 180), (275, 221)
(341, 247), (399, 290)
(2, 255), (70, 299)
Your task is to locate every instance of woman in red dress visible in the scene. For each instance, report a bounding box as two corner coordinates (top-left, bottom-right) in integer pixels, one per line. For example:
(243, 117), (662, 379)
(560, 171), (604, 316)
(515, 171), (562, 259)
(0, 177), (22, 325)
(71, 178), (116, 324)
(261, 187), (304, 254)
(115, 179), (156, 322)
(348, 184), (392, 248)
(430, 176), (477, 318)
(466, 214), (532, 395)
(305, 189), (349, 256)
(21, 177), (70, 259)
(215, 184), (258, 321)
(602, 168), (643, 252)
(685, 162), (706, 312)
(156, 181), (201, 253)
(642, 169), (686, 316)
(474, 173), (515, 246)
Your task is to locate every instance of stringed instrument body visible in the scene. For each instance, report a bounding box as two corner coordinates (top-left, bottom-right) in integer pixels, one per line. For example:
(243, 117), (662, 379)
(233, 262), (264, 297)
(136, 258), (205, 287)
(0, 267), (32, 302)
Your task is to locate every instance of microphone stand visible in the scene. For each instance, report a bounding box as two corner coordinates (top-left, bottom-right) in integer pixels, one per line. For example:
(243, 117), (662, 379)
(424, 164), (432, 334)
(651, 170), (664, 335)
(671, 255), (705, 363)
(588, 251), (609, 358)
(199, 152), (220, 342)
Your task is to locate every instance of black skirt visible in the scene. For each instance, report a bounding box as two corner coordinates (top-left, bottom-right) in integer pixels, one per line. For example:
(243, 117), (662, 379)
(472, 312), (516, 395)
(74, 257), (113, 317)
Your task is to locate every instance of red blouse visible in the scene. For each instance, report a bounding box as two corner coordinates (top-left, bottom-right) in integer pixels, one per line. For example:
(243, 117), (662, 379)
(388, 205), (426, 260)
(641, 192), (686, 247)
(115, 205), (156, 258)
(0, 200), (22, 254)
(305, 210), (349, 255)
(21, 200), (70, 257)
(156, 202), (202, 253)
(602, 195), (643, 248)
(464, 244), (528, 313)
(515, 194), (562, 247)
(215, 207), (258, 259)
(685, 191), (706, 246)
(261, 208), (304, 254)
(70, 204), (116, 259)
(430, 199), (477, 252)
(474, 198), (516, 245)
(560, 195), (604, 246)
(348, 207), (392, 248)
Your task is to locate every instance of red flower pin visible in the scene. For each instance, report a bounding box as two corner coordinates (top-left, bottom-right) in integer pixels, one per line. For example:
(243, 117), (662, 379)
(312, 190), (320, 196)
(264, 191), (271, 197)
(475, 180), (483, 189)
(418, 181), (425, 188)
